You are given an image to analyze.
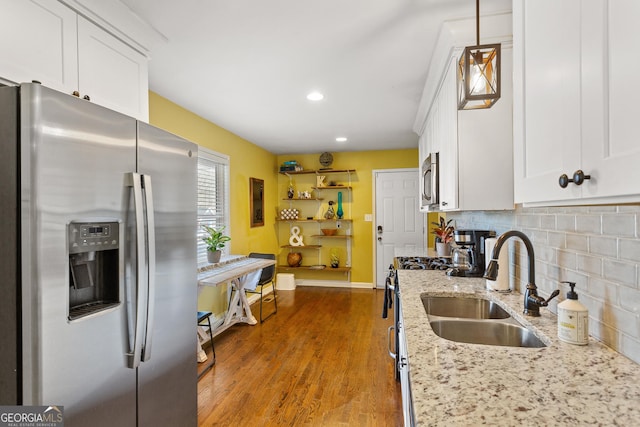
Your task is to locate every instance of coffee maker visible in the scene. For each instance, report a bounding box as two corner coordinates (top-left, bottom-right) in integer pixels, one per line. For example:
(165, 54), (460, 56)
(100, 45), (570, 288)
(447, 229), (495, 277)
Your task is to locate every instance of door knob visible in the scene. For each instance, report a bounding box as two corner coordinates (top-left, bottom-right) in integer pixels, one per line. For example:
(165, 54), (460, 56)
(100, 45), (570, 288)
(377, 225), (383, 234)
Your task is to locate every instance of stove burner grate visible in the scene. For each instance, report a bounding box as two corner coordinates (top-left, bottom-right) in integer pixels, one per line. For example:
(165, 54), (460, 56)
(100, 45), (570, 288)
(395, 256), (452, 271)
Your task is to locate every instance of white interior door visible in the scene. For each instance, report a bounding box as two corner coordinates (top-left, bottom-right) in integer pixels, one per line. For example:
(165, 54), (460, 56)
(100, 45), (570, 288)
(374, 169), (425, 288)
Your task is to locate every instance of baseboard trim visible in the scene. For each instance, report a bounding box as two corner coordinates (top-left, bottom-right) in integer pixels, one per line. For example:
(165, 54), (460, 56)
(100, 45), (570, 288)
(294, 279), (373, 289)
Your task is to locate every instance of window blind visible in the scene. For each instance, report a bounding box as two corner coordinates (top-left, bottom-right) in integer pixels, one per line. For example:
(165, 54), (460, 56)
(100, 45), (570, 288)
(197, 148), (230, 265)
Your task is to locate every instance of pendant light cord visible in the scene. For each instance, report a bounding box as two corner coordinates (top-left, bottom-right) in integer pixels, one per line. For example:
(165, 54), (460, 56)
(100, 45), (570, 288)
(476, 0), (480, 46)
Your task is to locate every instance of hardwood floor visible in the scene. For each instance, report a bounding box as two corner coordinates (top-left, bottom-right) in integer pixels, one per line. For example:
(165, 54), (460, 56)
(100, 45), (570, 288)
(197, 287), (403, 426)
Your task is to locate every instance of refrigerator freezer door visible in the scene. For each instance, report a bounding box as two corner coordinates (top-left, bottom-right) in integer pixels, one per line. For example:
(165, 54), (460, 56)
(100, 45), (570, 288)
(19, 84), (138, 426)
(136, 122), (198, 426)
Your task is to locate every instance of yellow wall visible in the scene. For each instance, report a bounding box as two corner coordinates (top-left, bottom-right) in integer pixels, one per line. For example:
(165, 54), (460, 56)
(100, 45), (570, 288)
(276, 149), (419, 284)
(148, 92), (279, 315)
(149, 91), (421, 307)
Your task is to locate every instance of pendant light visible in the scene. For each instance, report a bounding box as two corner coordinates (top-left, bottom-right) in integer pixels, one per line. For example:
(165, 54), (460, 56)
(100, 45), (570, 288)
(457, 0), (501, 110)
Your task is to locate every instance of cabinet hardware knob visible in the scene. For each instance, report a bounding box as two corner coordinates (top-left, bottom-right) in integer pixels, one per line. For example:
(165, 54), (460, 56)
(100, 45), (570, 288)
(559, 170), (591, 188)
(83, 95), (91, 101)
(72, 91), (80, 97)
(441, 201), (448, 206)
(559, 174), (570, 188)
(572, 170), (591, 185)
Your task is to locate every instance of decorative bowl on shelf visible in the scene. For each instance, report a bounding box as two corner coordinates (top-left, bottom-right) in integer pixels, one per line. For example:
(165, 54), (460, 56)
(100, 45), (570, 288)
(321, 228), (337, 236)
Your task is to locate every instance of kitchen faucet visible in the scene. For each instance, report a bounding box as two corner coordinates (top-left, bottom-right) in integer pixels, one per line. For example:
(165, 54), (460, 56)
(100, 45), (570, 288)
(483, 230), (559, 316)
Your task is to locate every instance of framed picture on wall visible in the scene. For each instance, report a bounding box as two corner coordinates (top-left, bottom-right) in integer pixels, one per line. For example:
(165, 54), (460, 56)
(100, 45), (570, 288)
(250, 177), (264, 227)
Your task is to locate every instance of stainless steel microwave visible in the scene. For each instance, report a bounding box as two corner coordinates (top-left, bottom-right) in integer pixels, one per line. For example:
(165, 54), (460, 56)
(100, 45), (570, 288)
(420, 152), (439, 211)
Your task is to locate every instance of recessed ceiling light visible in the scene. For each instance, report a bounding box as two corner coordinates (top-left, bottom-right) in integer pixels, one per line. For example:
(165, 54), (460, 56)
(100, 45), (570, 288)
(306, 91), (324, 101)
(336, 137), (347, 142)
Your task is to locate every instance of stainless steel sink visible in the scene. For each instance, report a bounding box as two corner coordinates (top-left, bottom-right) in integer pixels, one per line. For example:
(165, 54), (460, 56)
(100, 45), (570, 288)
(429, 319), (547, 348)
(421, 296), (511, 319)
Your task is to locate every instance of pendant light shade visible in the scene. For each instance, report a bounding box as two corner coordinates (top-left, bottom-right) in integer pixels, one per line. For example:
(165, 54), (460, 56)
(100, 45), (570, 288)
(457, 0), (501, 110)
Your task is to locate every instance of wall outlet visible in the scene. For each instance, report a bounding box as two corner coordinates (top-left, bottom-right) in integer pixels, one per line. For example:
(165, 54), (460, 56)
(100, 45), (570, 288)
(364, 214), (373, 222)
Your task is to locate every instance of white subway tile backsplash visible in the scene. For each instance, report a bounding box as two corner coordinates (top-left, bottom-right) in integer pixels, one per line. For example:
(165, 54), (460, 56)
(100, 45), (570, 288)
(547, 231), (566, 249)
(565, 233), (587, 252)
(602, 303), (639, 338)
(619, 285), (640, 313)
(603, 214), (636, 237)
(620, 238), (640, 262)
(587, 205), (618, 214)
(555, 249), (575, 269)
(588, 235), (618, 258)
(516, 214), (541, 228)
(620, 333), (640, 365)
(587, 276), (619, 303)
(556, 215), (577, 232)
(540, 214), (556, 230)
(448, 203), (640, 364)
(577, 253), (603, 276)
(576, 215), (602, 234)
(590, 319), (620, 351)
(602, 259), (637, 286)
(617, 205), (640, 213)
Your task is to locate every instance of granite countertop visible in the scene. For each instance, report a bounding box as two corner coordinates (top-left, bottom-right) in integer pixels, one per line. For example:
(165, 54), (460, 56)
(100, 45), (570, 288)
(398, 270), (640, 426)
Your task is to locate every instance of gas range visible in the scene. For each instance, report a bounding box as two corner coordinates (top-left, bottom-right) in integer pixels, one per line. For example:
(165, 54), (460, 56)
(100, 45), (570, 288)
(394, 256), (452, 271)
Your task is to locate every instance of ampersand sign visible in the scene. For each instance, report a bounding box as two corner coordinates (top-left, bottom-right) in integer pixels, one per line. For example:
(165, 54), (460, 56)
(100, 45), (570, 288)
(289, 226), (304, 246)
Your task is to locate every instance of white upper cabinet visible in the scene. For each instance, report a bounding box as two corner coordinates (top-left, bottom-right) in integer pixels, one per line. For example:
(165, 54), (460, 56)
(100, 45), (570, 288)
(0, 0), (79, 92)
(514, 0), (640, 205)
(77, 16), (148, 120)
(436, 58), (458, 211)
(0, 0), (149, 121)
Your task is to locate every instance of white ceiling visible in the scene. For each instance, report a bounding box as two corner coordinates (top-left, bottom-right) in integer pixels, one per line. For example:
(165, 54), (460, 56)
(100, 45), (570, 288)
(120, 0), (511, 154)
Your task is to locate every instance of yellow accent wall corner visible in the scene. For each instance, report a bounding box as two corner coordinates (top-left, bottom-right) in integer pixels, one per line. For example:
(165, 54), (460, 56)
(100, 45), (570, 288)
(148, 92), (279, 315)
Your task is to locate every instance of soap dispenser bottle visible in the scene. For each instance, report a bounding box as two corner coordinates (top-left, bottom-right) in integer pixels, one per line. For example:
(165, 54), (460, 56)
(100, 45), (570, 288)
(557, 281), (589, 345)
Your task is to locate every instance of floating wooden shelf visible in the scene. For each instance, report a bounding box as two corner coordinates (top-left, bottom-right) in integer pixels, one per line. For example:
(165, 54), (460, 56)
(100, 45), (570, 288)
(277, 168), (354, 282)
(276, 218), (352, 223)
(276, 265), (351, 273)
(311, 186), (351, 190)
(279, 169), (355, 176)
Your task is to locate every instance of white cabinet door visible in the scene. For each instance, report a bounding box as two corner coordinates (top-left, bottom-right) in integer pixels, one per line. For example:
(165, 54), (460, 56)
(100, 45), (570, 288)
(438, 57), (459, 211)
(458, 47), (514, 211)
(513, 0), (582, 204)
(514, 0), (640, 205)
(78, 17), (149, 121)
(581, 0), (640, 201)
(0, 0), (78, 93)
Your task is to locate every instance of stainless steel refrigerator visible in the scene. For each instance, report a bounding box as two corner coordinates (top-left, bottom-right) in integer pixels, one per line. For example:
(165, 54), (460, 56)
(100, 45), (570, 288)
(0, 83), (198, 426)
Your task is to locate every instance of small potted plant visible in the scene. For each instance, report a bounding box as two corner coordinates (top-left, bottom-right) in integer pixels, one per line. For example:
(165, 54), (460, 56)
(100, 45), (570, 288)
(201, 225), (231, 263)
(431, 216), (454, 257)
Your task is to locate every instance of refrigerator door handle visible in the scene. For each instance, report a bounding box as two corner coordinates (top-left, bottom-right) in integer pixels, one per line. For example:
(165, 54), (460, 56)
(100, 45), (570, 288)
(141, 174), (156, 362)
(126, 172), (148, 369)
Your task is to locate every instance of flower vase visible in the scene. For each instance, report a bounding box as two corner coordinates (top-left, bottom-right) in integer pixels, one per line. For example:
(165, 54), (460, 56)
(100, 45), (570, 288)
(336, 191), (344, 219)
(287, 252), (302, 267)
